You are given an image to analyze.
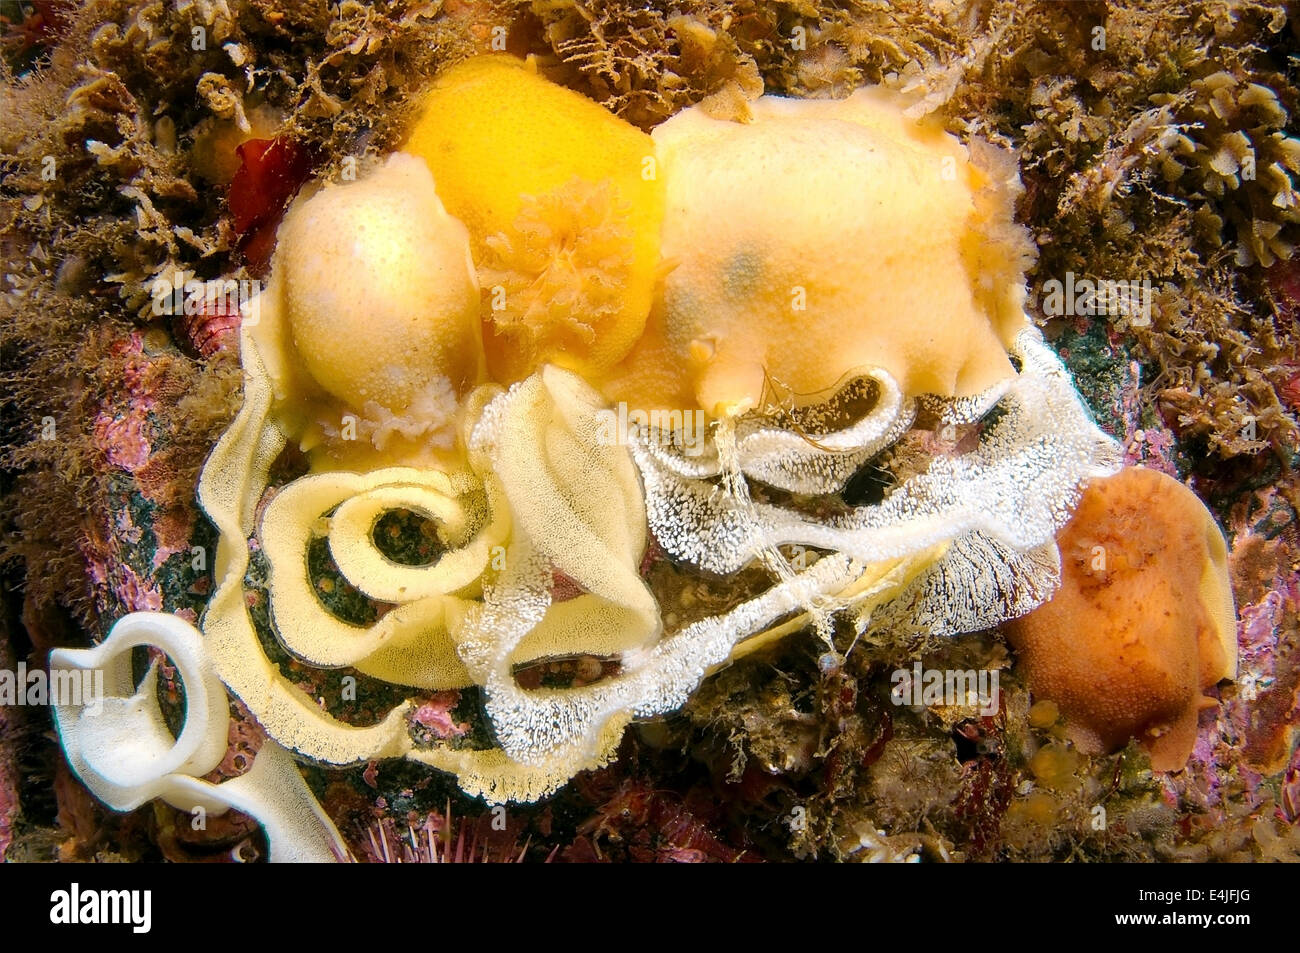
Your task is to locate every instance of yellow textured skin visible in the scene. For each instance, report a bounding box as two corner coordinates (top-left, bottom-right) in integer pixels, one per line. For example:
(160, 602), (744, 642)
(276, 153), (484, 416)
(403, 55), (664, 383)
(600, 87), (1036, 418)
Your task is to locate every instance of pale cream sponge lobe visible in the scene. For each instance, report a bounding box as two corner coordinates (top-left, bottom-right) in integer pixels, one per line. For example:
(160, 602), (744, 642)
(274, 153), (485, 415)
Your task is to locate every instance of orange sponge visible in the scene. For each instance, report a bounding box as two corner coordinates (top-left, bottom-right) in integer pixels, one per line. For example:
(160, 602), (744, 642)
(1004, 467), (1237, 770)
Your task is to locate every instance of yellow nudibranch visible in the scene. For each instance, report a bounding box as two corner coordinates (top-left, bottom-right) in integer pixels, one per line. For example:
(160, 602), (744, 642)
(263, 55), (1039, 429)
(186, 54), (1230, 806)
(404, 55), (665, 385)
(604, 85), (1037, 418)
(277, 154), (484, 415)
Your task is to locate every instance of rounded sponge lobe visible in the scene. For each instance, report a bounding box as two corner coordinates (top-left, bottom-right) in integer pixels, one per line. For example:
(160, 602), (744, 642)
(601, 86), (1036, 418)
(1005, 467), (1238, 771)
(402, 55), (664, 383)
(276, 153), (484, 415)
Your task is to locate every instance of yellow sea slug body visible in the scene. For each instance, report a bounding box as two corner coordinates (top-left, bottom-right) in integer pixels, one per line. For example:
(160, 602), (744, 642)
(253, 153), (486, 473)
(275, 153), (484, 418)
(403, 56), (665, 383)
(603, 87), (1036, 418)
